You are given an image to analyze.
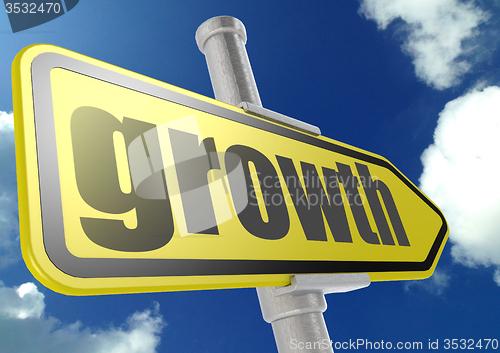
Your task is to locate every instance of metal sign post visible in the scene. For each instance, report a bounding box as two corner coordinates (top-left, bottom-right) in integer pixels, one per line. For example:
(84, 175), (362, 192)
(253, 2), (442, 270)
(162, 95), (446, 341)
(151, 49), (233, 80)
(196, 16), (371, 353)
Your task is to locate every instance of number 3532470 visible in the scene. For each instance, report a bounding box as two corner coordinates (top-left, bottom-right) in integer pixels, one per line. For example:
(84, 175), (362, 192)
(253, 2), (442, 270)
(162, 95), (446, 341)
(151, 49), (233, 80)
(5, 2), (61, 14)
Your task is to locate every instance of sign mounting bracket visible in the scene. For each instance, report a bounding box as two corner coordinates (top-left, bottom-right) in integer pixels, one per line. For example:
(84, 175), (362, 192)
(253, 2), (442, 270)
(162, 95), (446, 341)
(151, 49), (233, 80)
(238, 101), (322, 135)
(258, 273), (370, 353)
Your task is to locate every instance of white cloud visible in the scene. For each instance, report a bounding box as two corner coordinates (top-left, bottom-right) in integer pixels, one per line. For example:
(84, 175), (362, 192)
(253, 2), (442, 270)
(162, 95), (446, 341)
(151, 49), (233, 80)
(0, 282), (45, 319)
(359, 0), (489, 90)
(0, 282), (165, 353)
(0, 111), (14, 132)
(495, 268), (500, 286)
(0, 111), (19, 269)
(420, 86), (500, 285)
(404, 270), (450, 295)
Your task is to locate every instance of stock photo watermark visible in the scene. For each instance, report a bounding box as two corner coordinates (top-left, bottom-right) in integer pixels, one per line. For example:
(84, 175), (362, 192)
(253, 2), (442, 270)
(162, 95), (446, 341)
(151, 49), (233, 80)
(290, 338), (499, 350)
(247, 169), (373, 208)
(3, 0), (79, 32)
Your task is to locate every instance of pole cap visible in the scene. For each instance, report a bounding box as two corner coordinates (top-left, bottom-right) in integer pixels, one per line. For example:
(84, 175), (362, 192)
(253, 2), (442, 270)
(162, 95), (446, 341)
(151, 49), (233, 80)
(195, 16), (247, 54)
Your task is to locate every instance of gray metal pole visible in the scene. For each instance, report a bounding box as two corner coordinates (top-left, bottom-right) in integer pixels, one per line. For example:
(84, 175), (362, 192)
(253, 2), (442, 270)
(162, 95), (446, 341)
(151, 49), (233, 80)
(195, 16), (370, 353)
(195, 16), (261, 107)
(196, 15), (321, 136)
(258, 274), (370, 353)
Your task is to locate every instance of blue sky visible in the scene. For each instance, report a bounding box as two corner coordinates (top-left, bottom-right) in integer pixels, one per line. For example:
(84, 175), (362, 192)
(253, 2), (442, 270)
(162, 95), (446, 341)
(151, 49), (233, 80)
(1, 0), (500, 352)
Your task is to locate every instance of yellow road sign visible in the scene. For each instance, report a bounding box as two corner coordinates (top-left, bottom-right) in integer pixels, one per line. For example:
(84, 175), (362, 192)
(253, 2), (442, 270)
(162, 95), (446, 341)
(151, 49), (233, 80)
(13, 44), (448, 295)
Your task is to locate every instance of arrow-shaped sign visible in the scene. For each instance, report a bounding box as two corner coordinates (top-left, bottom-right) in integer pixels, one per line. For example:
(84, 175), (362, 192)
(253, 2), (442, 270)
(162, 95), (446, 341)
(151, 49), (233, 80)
(13, 44), (448, 295)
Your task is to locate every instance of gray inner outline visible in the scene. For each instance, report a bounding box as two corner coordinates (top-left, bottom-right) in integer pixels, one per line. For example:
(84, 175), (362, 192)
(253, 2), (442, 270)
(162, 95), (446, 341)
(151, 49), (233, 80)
(31, 52), (447, 278)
